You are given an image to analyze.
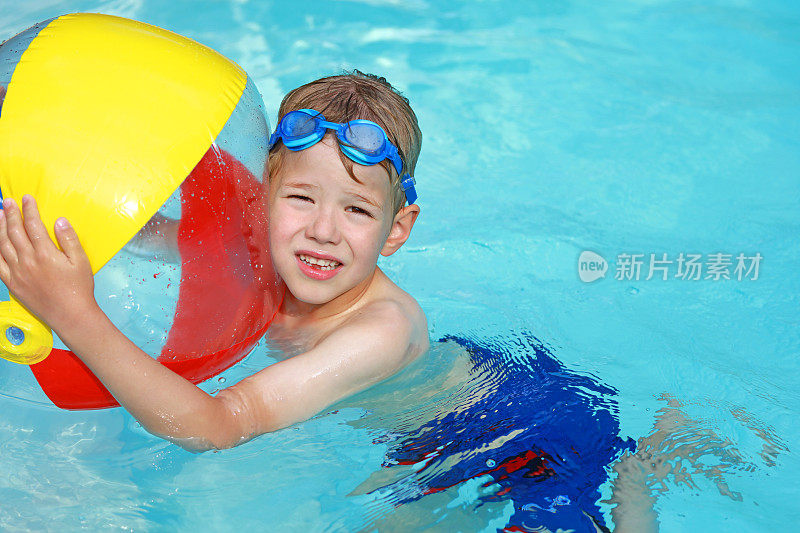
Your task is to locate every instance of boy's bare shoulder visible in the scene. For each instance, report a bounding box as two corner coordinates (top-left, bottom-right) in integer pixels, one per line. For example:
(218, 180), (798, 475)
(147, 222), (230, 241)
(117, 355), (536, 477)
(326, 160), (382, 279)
(365, 269), (426, 334)
(333, 269), (428, 359)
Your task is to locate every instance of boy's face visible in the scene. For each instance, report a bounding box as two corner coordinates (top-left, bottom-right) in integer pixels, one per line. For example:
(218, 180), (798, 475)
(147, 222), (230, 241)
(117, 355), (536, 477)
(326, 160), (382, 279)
(267, 136), (400, 309)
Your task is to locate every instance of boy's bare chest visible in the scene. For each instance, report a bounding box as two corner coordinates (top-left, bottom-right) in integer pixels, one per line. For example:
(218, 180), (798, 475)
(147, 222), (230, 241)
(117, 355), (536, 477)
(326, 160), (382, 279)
(264, 314), (342, 359)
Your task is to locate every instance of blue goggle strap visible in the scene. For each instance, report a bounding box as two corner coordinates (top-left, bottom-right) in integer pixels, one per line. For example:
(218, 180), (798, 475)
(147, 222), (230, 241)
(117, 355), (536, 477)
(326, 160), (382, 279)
(400, 174), (417, 205)
(383, 142), (418, 205)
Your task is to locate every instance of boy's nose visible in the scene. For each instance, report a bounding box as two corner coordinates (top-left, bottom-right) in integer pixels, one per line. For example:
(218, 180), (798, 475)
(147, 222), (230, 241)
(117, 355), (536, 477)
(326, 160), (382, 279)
(305, 206), (340, 245)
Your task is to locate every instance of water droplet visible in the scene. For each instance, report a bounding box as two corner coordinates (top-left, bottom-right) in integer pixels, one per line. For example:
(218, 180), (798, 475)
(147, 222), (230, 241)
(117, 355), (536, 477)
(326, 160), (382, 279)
(218, 376), (226, 384)
(628, 287), (640, 295)
(486, 459), (496, 468)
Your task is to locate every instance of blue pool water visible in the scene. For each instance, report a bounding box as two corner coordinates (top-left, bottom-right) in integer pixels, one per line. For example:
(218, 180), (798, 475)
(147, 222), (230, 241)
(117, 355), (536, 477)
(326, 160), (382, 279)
(1, 0), (799, 531)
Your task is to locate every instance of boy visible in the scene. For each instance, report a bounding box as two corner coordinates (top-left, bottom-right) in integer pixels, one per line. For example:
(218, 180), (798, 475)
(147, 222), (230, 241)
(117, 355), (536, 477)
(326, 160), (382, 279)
(0, 71), (429, 451)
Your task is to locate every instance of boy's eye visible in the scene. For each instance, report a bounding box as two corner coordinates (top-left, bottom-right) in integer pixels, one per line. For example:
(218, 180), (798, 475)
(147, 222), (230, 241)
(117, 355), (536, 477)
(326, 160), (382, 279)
(346, 206), (373, 217)
(287, 194), (313, 202)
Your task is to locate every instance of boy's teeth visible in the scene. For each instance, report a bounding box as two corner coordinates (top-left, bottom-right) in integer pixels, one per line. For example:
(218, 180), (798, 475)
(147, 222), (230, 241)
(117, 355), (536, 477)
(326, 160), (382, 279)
(299, 254), (341, 270)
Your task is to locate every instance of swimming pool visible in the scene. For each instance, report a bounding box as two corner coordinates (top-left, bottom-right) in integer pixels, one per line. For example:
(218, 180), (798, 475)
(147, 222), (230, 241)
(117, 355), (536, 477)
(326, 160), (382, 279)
(1, 0), (798, 530)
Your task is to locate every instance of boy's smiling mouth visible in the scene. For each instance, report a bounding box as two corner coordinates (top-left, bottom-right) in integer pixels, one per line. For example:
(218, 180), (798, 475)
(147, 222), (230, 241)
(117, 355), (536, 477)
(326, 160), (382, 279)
(296, 251), (343, 280)
(299, 253), (341, 269)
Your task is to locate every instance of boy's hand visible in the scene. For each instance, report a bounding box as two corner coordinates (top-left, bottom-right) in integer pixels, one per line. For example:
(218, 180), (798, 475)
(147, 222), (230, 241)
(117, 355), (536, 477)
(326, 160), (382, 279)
(0, 195), (96, 330)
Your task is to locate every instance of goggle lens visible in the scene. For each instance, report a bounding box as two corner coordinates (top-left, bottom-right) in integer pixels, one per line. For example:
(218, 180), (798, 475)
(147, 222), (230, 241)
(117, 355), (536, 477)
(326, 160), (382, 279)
(282, 111), (318, 139)
(342, 123), (385, 157)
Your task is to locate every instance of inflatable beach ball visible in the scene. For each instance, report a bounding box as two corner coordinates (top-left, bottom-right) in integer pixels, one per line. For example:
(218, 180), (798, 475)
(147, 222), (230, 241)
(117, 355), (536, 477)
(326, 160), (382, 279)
(0, 13), (283, 409)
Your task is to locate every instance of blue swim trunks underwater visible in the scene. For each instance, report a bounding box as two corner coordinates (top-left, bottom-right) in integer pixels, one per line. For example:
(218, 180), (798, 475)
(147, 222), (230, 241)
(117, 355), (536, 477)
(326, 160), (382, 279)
(368, 333), (636, 532)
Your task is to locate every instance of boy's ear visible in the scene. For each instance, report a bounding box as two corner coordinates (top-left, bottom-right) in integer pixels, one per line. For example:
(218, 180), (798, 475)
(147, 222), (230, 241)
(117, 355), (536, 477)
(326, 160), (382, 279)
(381, 204), (420, 257)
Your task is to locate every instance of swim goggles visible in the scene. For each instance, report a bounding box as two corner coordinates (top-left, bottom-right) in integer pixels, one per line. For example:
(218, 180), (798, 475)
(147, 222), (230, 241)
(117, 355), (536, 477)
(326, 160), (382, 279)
(268, 109), (418, 205)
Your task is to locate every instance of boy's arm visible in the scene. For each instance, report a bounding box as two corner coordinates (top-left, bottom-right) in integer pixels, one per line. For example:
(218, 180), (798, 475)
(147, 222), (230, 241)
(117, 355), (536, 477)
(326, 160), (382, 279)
(214, 300), (426, 438)
(0, 196), (237, 448)
(0, 196), (425, 450)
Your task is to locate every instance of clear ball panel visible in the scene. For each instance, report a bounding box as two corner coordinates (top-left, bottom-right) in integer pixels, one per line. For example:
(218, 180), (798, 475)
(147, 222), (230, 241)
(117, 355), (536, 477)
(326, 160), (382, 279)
(0, 18), (54, 89)
(80, 76), (277, 368)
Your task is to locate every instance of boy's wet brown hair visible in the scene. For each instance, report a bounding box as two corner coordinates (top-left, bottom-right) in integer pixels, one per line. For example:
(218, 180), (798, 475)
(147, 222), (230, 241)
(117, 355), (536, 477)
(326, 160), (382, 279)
(268, 70), (422, 214)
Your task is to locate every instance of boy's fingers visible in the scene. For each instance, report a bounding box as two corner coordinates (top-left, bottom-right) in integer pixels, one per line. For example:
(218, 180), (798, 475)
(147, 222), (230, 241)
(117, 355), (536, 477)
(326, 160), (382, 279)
(0, 256), (9, 283)
(1, 198), (33, 257)
(21, 195), (57, 253)
(54, 217), (89, 267)
(0, 210), (18, 265)
(0, 230), (9, 282)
